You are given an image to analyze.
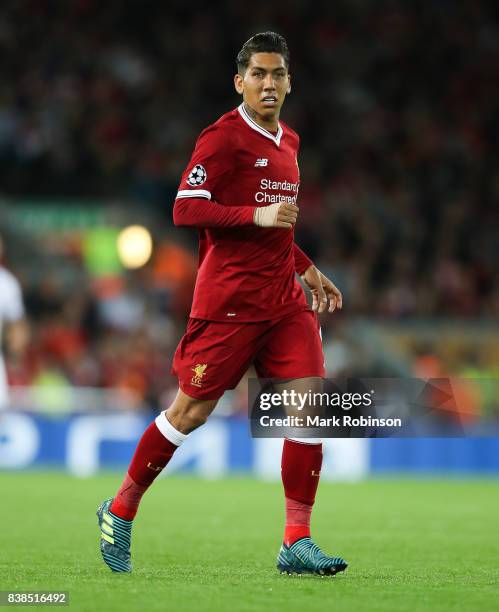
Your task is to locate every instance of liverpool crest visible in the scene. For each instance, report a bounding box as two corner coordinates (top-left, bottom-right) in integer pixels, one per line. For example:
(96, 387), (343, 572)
(191, 363), (208, 387)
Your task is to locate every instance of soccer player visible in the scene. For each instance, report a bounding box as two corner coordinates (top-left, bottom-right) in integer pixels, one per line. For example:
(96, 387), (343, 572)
(98, 32), (348, 576)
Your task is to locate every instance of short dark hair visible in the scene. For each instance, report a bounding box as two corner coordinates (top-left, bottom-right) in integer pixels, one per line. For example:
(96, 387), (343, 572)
(236, 32), (290, 74)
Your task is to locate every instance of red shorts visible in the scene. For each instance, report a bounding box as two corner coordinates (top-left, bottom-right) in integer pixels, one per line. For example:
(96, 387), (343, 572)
(172, 310), (325, 400)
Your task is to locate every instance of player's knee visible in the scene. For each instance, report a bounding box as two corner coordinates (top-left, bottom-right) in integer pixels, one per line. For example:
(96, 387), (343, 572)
(167, 395), (216, 434)
(183, 404), (209, 430)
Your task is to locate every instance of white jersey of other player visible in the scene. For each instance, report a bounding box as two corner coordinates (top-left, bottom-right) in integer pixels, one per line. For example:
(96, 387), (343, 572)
(0, 266), (25, 408)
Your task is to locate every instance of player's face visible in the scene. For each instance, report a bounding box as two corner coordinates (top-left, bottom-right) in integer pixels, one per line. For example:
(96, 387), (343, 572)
(234, 53), (291, 123)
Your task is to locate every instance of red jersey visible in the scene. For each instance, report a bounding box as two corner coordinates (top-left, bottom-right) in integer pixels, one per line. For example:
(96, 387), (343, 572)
(173, 104), (313, 322)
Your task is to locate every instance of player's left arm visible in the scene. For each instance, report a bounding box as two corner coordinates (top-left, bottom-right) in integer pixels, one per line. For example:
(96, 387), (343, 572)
(302, 265), (343, 313)
(293, 243), (313, 275)
(294, 245), (342, 313)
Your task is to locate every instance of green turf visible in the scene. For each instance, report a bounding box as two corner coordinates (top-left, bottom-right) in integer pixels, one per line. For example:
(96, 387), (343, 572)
(1, 474), (498, 611)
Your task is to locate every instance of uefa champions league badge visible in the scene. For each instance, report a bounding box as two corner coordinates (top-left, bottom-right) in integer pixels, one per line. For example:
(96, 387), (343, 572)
(187, 164), (207, 186)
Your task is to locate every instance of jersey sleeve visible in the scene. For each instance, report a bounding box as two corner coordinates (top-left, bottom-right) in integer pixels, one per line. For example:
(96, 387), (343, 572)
(293, 244), (314, 275)
(173, 123), (256, 227)
(176, 124), (233, 202)
(173, 197), (255, 227)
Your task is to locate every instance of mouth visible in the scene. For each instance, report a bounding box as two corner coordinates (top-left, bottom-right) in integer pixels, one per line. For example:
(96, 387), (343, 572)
(261, 96), (278, 107)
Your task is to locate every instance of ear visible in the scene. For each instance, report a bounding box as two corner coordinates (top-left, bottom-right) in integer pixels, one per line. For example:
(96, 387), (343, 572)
(234, 73), (244, 95)
(287, 73), (291, 95)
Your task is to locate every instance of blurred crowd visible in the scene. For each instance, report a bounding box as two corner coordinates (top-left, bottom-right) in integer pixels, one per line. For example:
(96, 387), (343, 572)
(3, 236), (200, 411)
(0, 0), (498, 409)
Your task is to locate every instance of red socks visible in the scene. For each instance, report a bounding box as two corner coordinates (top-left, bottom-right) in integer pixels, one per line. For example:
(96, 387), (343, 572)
(281, 438), (323, 546)
(281, 438), (323, 504)
(110, 419), (179, 520)
(110, 423), (323, 539)
(110, 474), (149, 520)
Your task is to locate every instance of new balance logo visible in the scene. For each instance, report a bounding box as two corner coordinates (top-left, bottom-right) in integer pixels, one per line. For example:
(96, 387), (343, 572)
(255, 158), (268, 167)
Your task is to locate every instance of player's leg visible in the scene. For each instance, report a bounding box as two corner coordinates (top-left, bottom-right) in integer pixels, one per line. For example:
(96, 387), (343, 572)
(97, 390), (218, 572)
(282, 436), (321, 548)
(278, 388), (346, 576)
(255, 311), (348, 575)
(97, 317), (266, 572)
(110, 390), (218, 519)
(255, 314), (326, 551)
(275, 376), (324, 548)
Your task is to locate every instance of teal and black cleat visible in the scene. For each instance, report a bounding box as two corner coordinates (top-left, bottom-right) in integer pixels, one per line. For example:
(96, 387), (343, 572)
(277, 537), (348, 576)
(96, 498), (132, 573)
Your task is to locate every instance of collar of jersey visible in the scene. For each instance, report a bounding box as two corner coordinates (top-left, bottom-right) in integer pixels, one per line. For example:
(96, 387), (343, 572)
(237, 103), (283, 147)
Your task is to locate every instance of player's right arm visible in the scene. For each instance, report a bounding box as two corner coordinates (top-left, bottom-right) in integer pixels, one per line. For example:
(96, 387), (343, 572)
(173, 125), (298, 229)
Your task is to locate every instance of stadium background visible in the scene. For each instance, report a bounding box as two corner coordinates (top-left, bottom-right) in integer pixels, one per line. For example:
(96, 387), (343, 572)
(1, 3), (498, 479)
(1, 3), (499, 610)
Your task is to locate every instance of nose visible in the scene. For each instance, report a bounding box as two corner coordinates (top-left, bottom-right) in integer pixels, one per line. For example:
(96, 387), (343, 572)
(263, 73), (276, 90)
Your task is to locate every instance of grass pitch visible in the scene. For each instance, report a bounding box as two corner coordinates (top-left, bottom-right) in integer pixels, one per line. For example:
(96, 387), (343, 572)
(1, 474), (498, 612)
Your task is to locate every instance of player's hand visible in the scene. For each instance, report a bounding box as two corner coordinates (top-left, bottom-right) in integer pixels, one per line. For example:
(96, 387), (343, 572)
(254, 202), (299, 228)
(275, 203), (299, 228)
(301, 265), (343, 313)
